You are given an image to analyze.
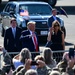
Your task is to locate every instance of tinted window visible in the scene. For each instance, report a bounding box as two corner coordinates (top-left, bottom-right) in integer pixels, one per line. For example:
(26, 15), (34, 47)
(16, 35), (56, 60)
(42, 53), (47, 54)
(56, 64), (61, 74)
(4, 4), (11, 12)
(9, 4), (16, 13)
(4, 4), (16, 13)
(19, 4), (52, 15)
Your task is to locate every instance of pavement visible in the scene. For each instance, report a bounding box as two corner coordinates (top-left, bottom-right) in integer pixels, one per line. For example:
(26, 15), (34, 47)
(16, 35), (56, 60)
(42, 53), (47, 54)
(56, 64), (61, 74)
(55, 0), (75, 15)
(56, 0), (75, 6)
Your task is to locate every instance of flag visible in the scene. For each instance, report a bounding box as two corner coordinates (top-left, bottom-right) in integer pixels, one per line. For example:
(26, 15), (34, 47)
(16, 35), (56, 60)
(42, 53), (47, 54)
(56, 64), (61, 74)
(20, 10), (29, 16)
(57, 7), (68, 18)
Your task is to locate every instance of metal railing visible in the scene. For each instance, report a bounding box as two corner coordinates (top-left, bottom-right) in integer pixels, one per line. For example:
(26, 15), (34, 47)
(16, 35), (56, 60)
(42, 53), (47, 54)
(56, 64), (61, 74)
(0, 50), (69, 68)
(0, 51), (3, 68)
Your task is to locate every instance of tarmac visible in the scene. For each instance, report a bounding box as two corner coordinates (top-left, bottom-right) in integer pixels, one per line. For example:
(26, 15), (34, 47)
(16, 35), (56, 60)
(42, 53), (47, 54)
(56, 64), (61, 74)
(56, 0), (75, 6)
(55, 0), (75, 15)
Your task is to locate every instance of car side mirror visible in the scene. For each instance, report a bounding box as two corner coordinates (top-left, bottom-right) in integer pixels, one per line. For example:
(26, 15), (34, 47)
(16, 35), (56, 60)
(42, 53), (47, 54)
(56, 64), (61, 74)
(9, 11), (16, 18)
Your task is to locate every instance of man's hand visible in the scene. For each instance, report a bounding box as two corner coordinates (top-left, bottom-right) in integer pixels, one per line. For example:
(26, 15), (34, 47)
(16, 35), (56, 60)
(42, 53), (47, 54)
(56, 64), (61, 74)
(37, 60), (46, 68)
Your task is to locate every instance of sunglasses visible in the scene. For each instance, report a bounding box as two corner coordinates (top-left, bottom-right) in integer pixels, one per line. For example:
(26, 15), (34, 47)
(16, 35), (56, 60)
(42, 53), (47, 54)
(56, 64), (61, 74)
(54, 24), (59, 27)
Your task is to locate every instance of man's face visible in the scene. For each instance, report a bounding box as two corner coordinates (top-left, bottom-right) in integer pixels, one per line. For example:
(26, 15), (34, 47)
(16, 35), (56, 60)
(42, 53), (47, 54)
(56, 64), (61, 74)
(52, 10), (57, 16)
(28, 24), (35, 31)
(11, 20), (17, 28)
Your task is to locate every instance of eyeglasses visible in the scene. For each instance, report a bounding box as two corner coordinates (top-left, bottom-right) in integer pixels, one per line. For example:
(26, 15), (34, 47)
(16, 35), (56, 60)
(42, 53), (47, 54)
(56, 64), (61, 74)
(54, 24), (59, 27)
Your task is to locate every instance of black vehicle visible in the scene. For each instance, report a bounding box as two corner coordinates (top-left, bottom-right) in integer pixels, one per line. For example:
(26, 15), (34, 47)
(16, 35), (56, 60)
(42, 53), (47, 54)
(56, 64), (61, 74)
(0, 0), (57, 7)
(0, 1), (66, 43)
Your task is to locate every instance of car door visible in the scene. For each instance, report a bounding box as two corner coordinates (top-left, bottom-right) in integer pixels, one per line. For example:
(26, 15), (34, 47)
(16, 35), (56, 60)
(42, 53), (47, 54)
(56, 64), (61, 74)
(1, 3), (16, 30)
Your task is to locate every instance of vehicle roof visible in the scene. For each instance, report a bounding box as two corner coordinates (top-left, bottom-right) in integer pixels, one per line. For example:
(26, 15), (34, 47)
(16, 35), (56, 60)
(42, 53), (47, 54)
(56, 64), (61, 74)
(7, 1), (49, 5)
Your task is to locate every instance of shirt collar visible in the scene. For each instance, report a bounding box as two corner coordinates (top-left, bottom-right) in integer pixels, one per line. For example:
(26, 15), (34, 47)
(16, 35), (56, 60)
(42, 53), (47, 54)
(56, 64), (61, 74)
(29, 30), (34, 34)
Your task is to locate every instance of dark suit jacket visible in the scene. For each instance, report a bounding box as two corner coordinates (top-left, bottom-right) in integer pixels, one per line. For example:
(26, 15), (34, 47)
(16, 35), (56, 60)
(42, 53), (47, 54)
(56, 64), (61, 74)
(48, 16), (61, 27)
(4, 27), (22, 52)
(20, 30), (39, 52)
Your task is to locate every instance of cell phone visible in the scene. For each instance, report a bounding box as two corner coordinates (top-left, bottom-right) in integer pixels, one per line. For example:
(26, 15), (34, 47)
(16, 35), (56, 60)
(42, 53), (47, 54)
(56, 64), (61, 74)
(31, 61), (38, 65)
(69, 48), (74, 59)
(31, 66), (37, 69)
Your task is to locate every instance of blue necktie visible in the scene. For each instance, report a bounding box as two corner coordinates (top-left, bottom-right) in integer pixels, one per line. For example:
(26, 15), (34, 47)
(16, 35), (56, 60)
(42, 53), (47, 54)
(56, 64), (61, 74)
(13, 28), (16, 38)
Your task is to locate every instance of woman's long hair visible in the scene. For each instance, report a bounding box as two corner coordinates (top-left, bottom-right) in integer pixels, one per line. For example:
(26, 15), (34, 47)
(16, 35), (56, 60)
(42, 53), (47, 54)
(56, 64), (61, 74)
(52, 20), (61, 30)
(43, 47), (53, 64)
(19, 48), (31, 64)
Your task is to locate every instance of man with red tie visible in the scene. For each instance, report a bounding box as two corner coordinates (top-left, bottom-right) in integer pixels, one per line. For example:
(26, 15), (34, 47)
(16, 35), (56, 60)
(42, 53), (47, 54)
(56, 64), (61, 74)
(20, 21), (40, 59)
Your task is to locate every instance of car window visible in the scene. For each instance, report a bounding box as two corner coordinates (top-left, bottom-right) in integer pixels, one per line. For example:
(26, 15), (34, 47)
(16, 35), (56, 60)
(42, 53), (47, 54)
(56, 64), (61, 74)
(9, 4), (16, 14)
(4, 4), (16, 13)
(4, 4), (11, 12)
(19, 4), (52, 15)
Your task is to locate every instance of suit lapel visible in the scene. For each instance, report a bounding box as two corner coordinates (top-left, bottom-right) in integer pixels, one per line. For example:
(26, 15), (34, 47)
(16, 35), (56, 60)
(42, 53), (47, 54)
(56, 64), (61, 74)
(28, 30), (34, 44)
(56, 17), (61, 24)
(10, 28), (14, 39)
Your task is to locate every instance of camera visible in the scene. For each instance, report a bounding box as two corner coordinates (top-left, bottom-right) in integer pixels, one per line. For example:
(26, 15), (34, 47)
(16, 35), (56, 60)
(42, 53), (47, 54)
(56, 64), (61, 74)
(31, 61), (38, 65)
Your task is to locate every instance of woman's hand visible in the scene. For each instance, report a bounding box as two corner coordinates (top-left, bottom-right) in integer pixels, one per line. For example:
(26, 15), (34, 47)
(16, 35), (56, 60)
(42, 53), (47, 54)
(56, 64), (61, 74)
(67, 57), (75, 68)
(49, 27), (54, 33)
(47, 27), (54, 42)
(24, 59), (32, 71)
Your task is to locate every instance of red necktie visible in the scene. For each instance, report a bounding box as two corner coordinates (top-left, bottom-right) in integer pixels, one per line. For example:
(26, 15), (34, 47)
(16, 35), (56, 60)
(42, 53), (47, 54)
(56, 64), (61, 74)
(33, 33), (38, 52)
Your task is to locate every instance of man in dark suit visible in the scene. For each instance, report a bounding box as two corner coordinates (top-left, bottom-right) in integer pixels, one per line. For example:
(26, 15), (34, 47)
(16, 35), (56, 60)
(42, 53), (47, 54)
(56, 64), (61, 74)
(20, 21), (39, 59)
(4, 18), (22, 54)
(48, 8), (61, 28)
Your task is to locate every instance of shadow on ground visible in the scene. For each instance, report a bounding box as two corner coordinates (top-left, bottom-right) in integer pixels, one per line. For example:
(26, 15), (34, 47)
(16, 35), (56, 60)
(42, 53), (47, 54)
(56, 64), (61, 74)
(65, 41), (74, 46)
(40, 41), (74, 47)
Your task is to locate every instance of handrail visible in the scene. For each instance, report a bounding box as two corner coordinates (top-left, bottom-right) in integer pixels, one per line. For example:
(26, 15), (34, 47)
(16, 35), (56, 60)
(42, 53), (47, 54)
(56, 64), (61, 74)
(0, 50), (69, 69)
(8, 51), (42, 54)
(7, 50), (69, 54)
(52, 50), (69, 53)
(0, 51), (3, 69)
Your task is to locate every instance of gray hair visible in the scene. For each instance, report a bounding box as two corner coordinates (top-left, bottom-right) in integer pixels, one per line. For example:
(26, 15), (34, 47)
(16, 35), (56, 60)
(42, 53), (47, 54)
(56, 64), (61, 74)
(50, 70), (61, 75)
(25, 69), (38, 75)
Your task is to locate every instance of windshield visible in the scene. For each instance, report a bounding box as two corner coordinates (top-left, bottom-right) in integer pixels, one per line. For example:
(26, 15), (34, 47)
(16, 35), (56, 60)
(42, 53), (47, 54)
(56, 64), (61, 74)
(19, 4), (52, 15)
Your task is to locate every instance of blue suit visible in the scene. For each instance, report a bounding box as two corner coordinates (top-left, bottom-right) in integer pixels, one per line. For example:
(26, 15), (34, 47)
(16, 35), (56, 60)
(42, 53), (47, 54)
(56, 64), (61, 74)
(4, 27), (22, 52)
(20, 30), (39, 59)
(20, 30), (39, 52)
(48, 15), (61, 27)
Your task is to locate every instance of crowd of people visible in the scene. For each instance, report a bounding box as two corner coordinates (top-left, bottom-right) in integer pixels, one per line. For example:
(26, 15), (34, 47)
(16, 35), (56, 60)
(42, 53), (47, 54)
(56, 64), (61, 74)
(0, 8), (75, 75)
(0, 46), (75, 75)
